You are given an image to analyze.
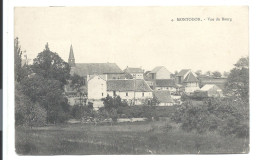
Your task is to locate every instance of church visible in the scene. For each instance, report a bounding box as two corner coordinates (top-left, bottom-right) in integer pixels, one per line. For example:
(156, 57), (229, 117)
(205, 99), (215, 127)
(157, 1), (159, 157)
(65, 45), (153, 109)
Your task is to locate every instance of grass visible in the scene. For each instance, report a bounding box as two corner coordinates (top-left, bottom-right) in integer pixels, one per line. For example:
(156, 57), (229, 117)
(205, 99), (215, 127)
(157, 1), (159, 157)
(15, 121), (249, 155)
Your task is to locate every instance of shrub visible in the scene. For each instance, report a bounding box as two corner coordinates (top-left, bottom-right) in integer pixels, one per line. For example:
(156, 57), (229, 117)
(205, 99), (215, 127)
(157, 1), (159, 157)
(172, 98), (249, 137)
(15, 84), (47, 127)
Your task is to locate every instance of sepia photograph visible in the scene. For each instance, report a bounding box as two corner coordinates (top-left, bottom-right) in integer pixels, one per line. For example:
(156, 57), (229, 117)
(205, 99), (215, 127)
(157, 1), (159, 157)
(14, 6), (249, 155)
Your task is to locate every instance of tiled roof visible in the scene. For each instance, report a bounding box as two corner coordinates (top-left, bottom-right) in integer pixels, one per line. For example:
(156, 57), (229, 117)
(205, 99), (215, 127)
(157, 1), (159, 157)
(155, 79), (177, 87)
(107, 79), (152, 92)
(153, 90), (173, 103)
(183, 72), (199, 83)
(71, 63), (123, 77)
(124, 67), (144, 73)
(176, 69), (190, 77)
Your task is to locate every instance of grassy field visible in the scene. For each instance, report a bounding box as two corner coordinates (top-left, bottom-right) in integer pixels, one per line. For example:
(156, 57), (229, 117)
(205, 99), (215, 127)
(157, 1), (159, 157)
(15, 120), (249, 155)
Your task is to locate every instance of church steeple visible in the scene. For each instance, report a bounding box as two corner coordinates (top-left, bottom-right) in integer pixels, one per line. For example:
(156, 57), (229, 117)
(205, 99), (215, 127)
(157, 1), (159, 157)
(68, 45), (75, 67)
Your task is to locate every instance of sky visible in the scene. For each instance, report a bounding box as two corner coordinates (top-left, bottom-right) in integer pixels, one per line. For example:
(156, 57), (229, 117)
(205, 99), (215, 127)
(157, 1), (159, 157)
(14, 6), (248, 73)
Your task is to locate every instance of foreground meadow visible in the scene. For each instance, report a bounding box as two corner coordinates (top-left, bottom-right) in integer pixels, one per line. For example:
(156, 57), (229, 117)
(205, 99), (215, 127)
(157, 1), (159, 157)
(16, 121), (249, 155)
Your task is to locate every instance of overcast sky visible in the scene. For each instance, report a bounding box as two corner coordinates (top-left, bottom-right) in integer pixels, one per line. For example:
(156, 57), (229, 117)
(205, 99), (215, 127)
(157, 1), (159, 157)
(14, 6), (248, 73)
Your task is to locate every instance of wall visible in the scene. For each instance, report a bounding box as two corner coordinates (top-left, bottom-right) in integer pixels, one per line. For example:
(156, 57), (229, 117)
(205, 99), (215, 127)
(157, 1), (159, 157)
(88, 76), (107, 100)
(185, 84), (200, 93)
(107, 91), (153, 105)
(131, 73), (144, 79)
(155, 87), (176, 92)
(156, 67), (171, 79)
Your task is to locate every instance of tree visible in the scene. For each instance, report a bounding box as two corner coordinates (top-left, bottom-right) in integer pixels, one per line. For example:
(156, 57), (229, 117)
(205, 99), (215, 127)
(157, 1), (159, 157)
(195, 70), (202, 76)
(14, 38), (23, 82)
(212, 71), (222, 78)
(70, 74), (85, 91)
(20, 75), (70, 123)
(234, 56), (249, 69)
(32, 43), (70, 86)
(205, 71), (211, 76)
(14, 37), (30, 82)
(223, 71), (230, 78)
(15, 82), (47, 126)
(225, 56), (249, 103)
(100, 95), (128, 122)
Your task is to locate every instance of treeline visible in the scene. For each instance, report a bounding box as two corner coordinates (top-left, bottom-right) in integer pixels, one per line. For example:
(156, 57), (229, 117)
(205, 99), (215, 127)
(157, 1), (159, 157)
(172, 56), (249, 138)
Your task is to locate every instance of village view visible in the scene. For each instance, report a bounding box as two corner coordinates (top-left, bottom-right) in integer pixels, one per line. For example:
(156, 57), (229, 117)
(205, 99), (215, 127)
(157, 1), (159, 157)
(15, 37), (249, 155)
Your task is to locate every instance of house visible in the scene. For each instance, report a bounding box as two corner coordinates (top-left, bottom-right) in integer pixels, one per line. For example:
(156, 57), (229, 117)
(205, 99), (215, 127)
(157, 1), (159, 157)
(68, 45), (124, 81)
(200, 84), (223, 97)
(153, 90), (174, 106)
(198, 76), (227, 91)
(176, 69), (200, 93)
(107, 79), (153, 105)
(124, 67), (144, 79)
(148, 66), (172, 80)
(88, 75), (107, 100)
(154, 79), (179, 94)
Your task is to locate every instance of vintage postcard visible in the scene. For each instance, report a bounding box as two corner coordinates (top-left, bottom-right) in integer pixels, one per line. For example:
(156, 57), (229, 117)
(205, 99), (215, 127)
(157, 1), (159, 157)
(14, 6), (249, 155)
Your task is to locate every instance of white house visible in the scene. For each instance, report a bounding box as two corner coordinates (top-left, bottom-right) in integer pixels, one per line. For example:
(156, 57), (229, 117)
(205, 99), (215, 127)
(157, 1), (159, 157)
(200, 84), (223, 97)
(176, 69), (200, 93)
(148, 66), (172, 80)
(86, 75), (107, 110)
(88, 75), (107, 100)
(154, 79), (178, 93)
(107, 79), (153, 105)
(124, 67), (144, 79)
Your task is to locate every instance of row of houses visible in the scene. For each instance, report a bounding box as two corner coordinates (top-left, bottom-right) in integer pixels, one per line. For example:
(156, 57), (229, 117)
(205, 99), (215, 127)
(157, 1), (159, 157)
(65, 45), (225, 109)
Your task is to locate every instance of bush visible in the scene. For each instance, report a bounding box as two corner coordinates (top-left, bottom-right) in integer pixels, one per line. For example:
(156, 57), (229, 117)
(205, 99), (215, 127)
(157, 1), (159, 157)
(15, 84), (47, 127)
(172, 98), (249, 137)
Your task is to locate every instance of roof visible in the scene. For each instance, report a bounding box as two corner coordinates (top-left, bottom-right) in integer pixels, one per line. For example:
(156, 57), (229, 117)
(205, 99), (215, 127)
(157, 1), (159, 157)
(107, 79), (152, 92)
(150, 66), (164, 73)
(69, 45), (75, 59)
(176, 69), (191, 77)
(155, 79), (177, 87)
(88, 75), (106, 81)
(183, 72), (199, 83)
(200, 78), (227, 90)
(201, 84), (221, 91)
(124, 67), (144, 73)
(153, 90), (173, 103)
(71, 63), (123, 77)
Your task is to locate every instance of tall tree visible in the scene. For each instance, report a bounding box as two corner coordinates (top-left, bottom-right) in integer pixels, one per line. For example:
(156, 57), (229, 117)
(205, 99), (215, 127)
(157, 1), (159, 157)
(14, 37), (23, 82)
(32, 43), (70, 86)
(225, 56), (249, 102)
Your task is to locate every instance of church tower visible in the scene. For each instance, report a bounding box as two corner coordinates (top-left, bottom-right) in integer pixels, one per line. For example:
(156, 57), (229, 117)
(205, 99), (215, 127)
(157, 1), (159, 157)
(68, 45), (75, 67)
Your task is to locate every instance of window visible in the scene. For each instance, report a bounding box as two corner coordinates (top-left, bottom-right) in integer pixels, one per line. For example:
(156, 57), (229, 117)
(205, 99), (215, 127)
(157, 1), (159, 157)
(126, 92), (128, 96)
(102, 93), (104, 96)
(142, 92), (144, 97)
